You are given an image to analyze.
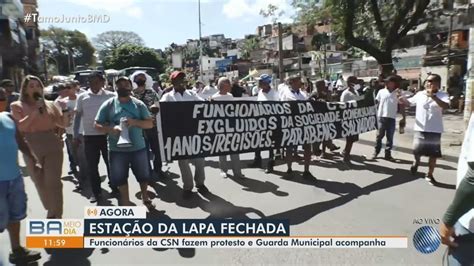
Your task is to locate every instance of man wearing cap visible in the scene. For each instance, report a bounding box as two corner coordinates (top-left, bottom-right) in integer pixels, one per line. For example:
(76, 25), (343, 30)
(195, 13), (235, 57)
(160, 71), (209, 198)
(370, 75), (405, 161)
(130, 71), (164, 179)
(95, 77), (155, 208)
(1, 80), (19, 112)
(74, 71), (116, 203)
(280, 75), (314, 178)
(248, 74), (279, 173)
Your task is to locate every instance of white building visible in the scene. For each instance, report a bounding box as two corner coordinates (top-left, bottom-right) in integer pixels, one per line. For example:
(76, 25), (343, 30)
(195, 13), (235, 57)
(201, 56), (224, 71)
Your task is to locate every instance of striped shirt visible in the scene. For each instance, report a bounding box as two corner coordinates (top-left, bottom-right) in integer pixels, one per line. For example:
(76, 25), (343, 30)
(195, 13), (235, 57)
(74, 89), (114, 136)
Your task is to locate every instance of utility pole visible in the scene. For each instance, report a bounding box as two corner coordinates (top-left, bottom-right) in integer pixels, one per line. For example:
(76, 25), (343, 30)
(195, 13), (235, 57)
(446, 13), (454, 87)
(42, 48), (48, 82)
(198, 0), (203, 81)
(278, 22), (284, 82)
(465, 22), (474, 125)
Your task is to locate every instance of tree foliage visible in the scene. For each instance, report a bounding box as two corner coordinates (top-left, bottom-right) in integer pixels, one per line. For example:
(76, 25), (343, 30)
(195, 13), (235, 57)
(41, 26), (95, 74)
(103, 44), (166, 73)
(240, 37), (261, 60)
(93, 31), (145, 60)
(259, 3), (285, 23)
(292, 0), (432, 76)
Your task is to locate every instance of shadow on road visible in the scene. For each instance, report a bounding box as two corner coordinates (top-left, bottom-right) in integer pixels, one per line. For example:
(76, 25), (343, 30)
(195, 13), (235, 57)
(147, 209), (196, 258)
(267, 169), (418, 225)
(148, 178), (266, 220)
(151, 150), (454, 228)
(43, 248), (94, 266)
(226, 174), (289, 197)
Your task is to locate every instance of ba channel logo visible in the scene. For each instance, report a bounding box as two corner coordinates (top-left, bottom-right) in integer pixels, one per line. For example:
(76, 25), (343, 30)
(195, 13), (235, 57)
(27, 220), (84, 236)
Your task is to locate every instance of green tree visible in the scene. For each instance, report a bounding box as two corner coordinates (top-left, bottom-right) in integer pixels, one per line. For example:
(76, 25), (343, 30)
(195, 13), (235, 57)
(293, 0), (431, 76)
(104, 44), (166, 73)
(240, 37), (261, 60)
(93, 31), (145, 61)
(41, 26), (95, 74)
(259, 4), (285, 23)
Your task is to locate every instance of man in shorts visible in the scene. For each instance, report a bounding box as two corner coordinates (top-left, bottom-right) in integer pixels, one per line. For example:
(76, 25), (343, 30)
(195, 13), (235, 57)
(0, 112), (41, 264)
(94, 77), (155, 208)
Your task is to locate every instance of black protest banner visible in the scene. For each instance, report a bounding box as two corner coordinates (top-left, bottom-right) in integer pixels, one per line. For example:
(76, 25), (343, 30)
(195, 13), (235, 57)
(157, 99), (377, 161)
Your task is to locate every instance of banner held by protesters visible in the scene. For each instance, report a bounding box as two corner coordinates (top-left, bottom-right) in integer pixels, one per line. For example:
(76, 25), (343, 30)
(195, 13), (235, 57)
(157, 98), (377, 161)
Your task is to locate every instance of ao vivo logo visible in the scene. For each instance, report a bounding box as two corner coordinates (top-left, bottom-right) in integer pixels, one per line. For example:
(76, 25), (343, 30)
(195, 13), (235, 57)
(28, 220), (83, 236)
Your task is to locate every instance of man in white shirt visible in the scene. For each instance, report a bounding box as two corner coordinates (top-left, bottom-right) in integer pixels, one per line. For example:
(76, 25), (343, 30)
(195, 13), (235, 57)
(281, 75), (313, 179)
(160, 71), (209, 198)
(340, 76), (364, 164)
(249, 74), (278, 173)
(370, 75), (404, 160)
(211, 77), (244, 178)
(404, 73), (449, 184)
(74, 72), (116, 203)
(277, 79), (290, 100)
(202, 81), (218, 96)
(251, 82), (260, 96)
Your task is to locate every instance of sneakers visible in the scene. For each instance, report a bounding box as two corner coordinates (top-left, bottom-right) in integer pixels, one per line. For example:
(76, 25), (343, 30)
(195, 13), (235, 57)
(220, 171), (228, 178)
(196, 184), (210, 194)
(90, 194), (102, 203)
(369, 152), (379, 160)
(110, 186), (120, 196)
(9, 246), (41, 264)
(425, 175), (437, 185)
(265, 161), (274, 174)
(329, 145), (340, 152)
(384, 153), (394, 161)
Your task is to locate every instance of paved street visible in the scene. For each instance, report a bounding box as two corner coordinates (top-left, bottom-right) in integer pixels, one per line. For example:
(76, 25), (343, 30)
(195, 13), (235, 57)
(0, 114), (464, 266)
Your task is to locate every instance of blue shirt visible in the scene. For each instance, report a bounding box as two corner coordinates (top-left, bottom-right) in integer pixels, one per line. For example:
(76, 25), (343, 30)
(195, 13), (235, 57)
(95, 97), (151, 152)
(0, 112), (21, 181)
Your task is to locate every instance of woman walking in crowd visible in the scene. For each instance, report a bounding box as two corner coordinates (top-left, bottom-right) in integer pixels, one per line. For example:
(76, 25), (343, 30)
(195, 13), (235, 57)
(10, 75), (70, 219)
